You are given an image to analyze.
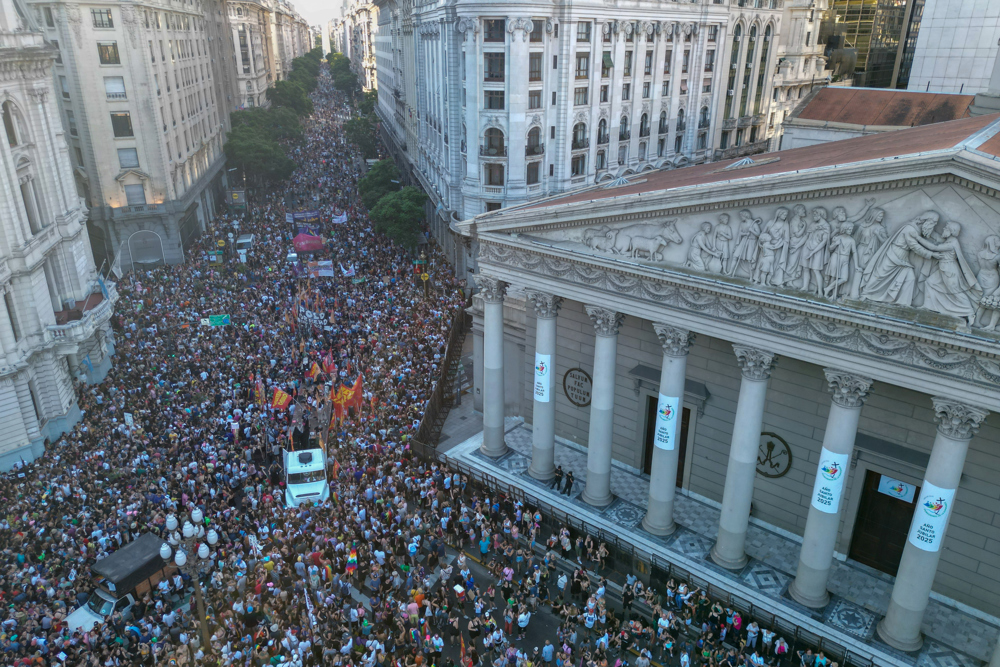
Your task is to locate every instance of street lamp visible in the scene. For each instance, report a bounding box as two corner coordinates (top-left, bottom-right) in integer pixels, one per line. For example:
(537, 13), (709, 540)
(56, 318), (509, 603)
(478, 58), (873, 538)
(161, 510), (219, 654)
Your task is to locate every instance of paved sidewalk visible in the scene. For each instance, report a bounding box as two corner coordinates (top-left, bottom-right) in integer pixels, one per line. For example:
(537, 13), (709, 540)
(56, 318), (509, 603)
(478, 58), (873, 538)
(436, 414), (999, 667)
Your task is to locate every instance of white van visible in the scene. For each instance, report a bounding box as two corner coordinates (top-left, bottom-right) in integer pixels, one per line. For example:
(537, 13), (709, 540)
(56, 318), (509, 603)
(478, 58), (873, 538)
(235, 234), (255, 263)
(283, 448), (329, 506)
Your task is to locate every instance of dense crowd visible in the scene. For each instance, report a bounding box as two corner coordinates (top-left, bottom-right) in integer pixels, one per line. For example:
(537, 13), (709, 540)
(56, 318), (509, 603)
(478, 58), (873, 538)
(0, 70), (831, 667)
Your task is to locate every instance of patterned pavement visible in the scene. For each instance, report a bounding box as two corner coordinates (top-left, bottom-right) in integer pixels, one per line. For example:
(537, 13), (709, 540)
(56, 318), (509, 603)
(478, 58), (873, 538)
(444, 420), (999, 667)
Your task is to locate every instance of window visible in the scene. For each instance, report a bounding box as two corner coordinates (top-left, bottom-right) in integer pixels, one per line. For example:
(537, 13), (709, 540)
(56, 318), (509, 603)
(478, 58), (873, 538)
(571, 154), (586, 176)
(485, 53), (504, 81)
(3, 102), (16, 146)
(484, 91), (505, 110)
(529, 20), (543, 42)
(703, 77), (712, 94)
(98, 41), (120, 65)
(621, 83), (630, 100)
(110, 111), (133, 137)
(639, 113), (649, 136)
(806, 31), (811, 47)
(601, 52), (612, 77)
(486, 202), (502, 212)
(697, 133), (707, 150)
(124, 184), (146, 205)
(527, 127), (541, 154)
(705, 49), (716, 72)
(20, 180), (41, 234)
(484, 19), (505, 42)
(680, 78), (688, 95)
(662, 79), (671, 96)
(574, 87), (588, 105)
(529, 53), (542, 81)
(551, 91), (556, 106)
(596, 150), (606, 170)
(52, 40), (61, 64)
(74, 147), (83, 167)
(618, 143), (628, 164)
(682, 50), (690, 73)
(529, 90), (541, 109)
(104, 76), (126, 100)
(603, 27), (610, 43)
(664, 50), (672, 74)
(117, 147), (140, 168)
(720, 130), (730, 149)
(677, 108), (686, 132)
(44, 7), (54, 26)
(572, 122), (587, 149)
(658, 138), (665, 156)
(4, 292), (21, 342)
(92, 8), (113, 28)
(642, 82), (650, 98)
(483, 128), (505, 154)
(549, 164), (554, 176)
(554, 23), (558, 37)
(623, 50), (632, 76)
(619, 115), (629, 140)
(550, 126), (555, 139)
(60, 76), (70, 99)
(600, 85), (608, 103)
(659, 110), (668, 133)
(66, 110), (77, 136)
(597, 119), (608, 143)
(577, 22), (591, 42)
(644, 51), (653, 75)
(575, 53), (589, 78)
(484, 163), (504, 186)
(526, 161), (539, 184)
(675, 135), (682, 153)
(708, 25), (719, 42)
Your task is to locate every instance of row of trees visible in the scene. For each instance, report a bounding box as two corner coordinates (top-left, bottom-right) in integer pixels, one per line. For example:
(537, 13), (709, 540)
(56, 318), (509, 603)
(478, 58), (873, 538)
(223, 48), (323, 185)
(359, 159), (427, 249)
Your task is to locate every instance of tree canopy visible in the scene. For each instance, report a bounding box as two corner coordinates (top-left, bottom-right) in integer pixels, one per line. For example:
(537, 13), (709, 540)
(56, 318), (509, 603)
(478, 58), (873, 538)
(358, 90), (378, 116)
(223, 123), (296, 184)
(266, 80), (313, 116)
(344, 116), (378, 159)
(358, 159), (400, 210)
(231, 106), (303, 143)
(328, 53), (358, 93)
(369, 187), (427, 249)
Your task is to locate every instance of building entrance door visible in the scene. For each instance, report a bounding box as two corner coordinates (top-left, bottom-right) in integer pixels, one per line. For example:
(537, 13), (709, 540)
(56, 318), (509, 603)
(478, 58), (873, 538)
(643, 396), (689, 487)
(848, 470), (919, 576)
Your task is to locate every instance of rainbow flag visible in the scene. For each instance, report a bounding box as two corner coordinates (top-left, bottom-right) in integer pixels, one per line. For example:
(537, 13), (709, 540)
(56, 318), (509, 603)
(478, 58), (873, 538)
(346, 548), (357, 575)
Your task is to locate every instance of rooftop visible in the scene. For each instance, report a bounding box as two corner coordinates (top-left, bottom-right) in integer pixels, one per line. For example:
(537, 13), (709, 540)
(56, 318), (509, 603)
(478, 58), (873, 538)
(791, 87), (974, 128)
(511, 113), (1000, 214)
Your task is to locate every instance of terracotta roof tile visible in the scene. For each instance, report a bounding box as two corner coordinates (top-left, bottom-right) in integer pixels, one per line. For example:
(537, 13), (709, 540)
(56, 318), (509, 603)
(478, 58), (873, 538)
(975, 131), (1000, 158)
(523, 114), (999, 211)
(795, 87), (974, 127)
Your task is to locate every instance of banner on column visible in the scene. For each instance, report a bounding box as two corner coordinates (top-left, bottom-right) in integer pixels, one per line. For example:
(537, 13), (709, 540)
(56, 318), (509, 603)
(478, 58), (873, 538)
(907, 481), (955, 552)
(810, 448), (850, 514)
(533, 354), (551, 402)
(654, 394), (680, 450)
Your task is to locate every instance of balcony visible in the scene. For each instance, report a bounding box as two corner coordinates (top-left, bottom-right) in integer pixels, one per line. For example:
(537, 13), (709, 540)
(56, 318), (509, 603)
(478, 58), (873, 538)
(106, 92), (127, 101)
(48, 282), (119, 348)
(480, 145), (507, 157)
(111, 203), (165, 218)
(571, 138), (589, 150)
(676, 122), (686, 132)
(714, 138), (770, 161)
(699, 119), (710, 129)
(722, 118), (737, 130)
(737, 116), (753, 128)
(619, 130), (631, 141)
(525, 143), (544, 156)
(752, 114), (764, 126)
(597, 133), (610, 145)
(639, 128), (649, 137)
(483, 185), (504, 194)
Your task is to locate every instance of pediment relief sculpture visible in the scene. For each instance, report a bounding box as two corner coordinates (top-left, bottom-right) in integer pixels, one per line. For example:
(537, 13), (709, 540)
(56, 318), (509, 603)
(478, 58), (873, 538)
(525, 187), (1000, 332)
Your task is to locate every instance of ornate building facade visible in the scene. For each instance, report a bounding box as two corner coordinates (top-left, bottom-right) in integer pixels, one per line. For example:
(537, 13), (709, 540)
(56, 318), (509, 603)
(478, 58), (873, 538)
(458, 113), (1000, 662)
(1, 0), (116, 468)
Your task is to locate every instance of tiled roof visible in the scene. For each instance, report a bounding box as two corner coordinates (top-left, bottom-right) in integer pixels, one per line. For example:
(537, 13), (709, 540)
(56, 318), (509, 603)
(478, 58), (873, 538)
(793, 87), (974, 127)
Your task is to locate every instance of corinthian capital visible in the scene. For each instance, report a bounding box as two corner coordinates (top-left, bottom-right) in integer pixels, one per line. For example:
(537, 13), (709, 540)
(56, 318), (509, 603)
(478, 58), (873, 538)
(932, 397), (989, 440)
(732, 345), (776, 381)
(652, 323), (693, 357)
(527, 291), (561, 319)
(478, 275), (507, 303)
(824, 369), (874, 409)
(585, 306), (624, 337)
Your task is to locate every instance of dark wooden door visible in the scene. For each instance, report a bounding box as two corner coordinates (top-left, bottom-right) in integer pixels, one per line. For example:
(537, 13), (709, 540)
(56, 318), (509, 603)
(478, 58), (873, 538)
(643, 396), (690, 488)
(848, 470), (919, 576)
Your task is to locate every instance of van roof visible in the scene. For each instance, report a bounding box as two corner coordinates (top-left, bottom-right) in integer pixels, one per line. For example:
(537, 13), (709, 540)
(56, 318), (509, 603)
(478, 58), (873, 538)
(91, 533), (166, 592)
(237, 234), (254, 242)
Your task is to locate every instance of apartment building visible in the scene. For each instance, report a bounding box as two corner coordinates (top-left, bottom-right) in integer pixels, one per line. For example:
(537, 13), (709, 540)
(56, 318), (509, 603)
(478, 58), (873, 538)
(1, 0), (116, 467)
(29, 0), (236, 268)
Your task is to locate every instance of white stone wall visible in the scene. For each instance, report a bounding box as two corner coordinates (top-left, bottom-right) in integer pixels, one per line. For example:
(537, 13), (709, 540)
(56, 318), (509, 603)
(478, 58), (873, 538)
(907, 0), (1000, 95)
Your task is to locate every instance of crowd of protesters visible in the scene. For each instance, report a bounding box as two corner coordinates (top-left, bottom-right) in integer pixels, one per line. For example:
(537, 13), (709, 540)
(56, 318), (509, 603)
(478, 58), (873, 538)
(0, 69), (831, 667)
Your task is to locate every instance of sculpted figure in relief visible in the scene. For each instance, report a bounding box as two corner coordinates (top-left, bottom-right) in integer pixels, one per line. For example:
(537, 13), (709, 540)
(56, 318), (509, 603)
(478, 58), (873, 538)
(784, 204), (809, 285)
(916, 221), (981, 326)
(860, 211), (939, 307)
(753, 231), (783, 286)
(824, 222), (861, 300)
(760, 207), (790, 286)
(685, 221), (722, 271)
(727, 209), (762, 278)
(854, 206), (888, 269)
(710, 214), (733, 274)
(974, 236), (1000, 330)
(799, 207), (832, 296)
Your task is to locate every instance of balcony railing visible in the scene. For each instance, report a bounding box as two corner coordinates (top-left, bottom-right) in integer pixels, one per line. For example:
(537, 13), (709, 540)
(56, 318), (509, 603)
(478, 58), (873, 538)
(676, 122), (686, 132)
(48, 283), (119, 347)
(480, 145), (507, 156)
(699, 119), (710, 129)
(111, 203), (165, 218)
(526, 143), (544, 156)
(639, 127), (650, 137)
(106, 92), (127, 100)
(737, 116), (753, 128)
(714, 138), (770, 161)
(619, 130), (630, 140)
(658, 123), (668, 134)
(572, 138), (589, 150)
(597, 133), (610, 145)
(483, 185), (504, 194)
(723, 118), (737, 130)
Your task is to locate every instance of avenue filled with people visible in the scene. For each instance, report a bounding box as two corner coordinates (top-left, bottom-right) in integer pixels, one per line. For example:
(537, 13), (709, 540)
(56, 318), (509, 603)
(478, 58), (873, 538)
(0, 69), (825, 667)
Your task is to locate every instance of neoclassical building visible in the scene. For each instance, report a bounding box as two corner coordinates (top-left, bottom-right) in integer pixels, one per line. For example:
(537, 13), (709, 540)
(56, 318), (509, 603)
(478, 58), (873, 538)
(458, 113), (1000, 654)
(1, 0), (116, 468)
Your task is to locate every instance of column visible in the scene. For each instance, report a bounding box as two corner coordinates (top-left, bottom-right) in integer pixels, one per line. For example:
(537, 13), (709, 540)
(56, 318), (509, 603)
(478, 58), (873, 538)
(789, 370), (874, 608)
(876, 398), (989, 651)
(527, 291), (561, 481)
(581, 305), (624, 507)
(710, 345), (776, 570)
(641, 324), (693, 536)
(479, 276), (508, 457)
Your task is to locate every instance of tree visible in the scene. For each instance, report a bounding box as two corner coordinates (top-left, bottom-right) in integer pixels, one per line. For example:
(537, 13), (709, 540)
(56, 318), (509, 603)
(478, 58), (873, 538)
(224, 124), (295, 184)
(333, 70), (358, 93)
(358, 159), (400, 209)
(358, 89), (378, 116)
(267, 80), (313, 116)
(344, 116), (378, 158)
(230, 107), (303, 143)
(369, 187), (427, 249)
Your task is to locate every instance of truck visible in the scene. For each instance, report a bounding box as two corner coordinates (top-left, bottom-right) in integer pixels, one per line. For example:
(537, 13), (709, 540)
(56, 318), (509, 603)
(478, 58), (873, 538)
(66, 533), (173, 632)
(235, 234), (255, 263)
(283, 448), (330, 506)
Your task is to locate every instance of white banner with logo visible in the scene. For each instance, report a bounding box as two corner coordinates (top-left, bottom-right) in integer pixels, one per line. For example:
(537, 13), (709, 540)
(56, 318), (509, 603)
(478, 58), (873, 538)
(533, 354), (551, 402)
(908, 481), (955, 552)
(810, 448), (850, 514)
(653, 394), (680, 450)
(877, 475), (916, 503)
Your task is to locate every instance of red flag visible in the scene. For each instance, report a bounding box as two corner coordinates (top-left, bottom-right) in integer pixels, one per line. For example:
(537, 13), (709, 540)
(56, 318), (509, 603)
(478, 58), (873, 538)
(306, 362), (320, 380)
(271, 388), (292, 410)
(348, 374), (364, 411)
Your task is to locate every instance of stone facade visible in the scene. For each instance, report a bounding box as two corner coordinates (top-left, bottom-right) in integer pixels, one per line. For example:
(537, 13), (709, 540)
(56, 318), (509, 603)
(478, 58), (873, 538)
(459, 117), (1000, 648)
(907, 0), (1000, 95)
(0, 0), (116, 469)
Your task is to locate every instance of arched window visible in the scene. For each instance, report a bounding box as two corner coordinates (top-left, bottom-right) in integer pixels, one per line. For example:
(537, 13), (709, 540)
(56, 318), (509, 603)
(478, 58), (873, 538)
(3, 101), (18, 147)
(526, 126), (541, 155)
(484, 127), (505, 155)
(597, 118), (608, 144)
(676, 108), (685, 132)
(572, 122), (587, 149)
(739, 26), (758, 118)
(619, 115), (629, 140)
(725, 25), (741, 120)
(699, 106), (710, 129)
(638, 142), (646, 161)
(659, 110), (667, 133)
(596, 150), (606, 170)
(753, 25), (773, 115)
(639, 113), (649, 137)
